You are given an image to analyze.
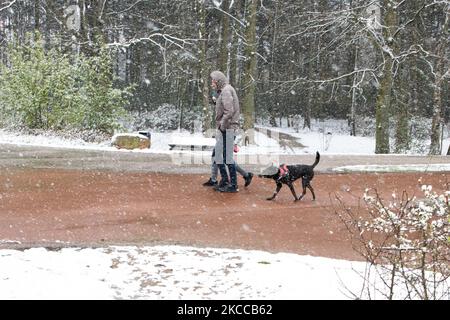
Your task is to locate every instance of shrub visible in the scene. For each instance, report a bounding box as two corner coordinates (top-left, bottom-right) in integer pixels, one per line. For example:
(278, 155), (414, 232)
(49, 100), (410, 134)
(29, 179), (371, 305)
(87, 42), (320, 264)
(0, 32), (133, 136)
(334, 184), (449, 299)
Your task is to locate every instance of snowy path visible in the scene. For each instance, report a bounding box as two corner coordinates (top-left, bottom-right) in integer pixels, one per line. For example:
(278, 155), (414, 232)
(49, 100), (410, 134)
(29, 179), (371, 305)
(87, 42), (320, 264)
(1, 143), (449, 174)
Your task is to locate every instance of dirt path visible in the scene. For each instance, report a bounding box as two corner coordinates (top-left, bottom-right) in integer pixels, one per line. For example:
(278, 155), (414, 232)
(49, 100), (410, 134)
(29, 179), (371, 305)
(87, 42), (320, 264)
(0, 167), (448, 261)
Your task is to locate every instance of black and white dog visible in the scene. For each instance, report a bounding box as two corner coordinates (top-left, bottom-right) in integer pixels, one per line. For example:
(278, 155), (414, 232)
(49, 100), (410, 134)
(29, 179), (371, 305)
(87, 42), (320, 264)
(259, 152), (320, 201)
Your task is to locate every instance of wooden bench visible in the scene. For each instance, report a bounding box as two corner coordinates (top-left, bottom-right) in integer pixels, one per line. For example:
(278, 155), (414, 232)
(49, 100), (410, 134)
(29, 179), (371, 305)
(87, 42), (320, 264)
(168, 143), (214, 151)
(168, 137), (215, 151)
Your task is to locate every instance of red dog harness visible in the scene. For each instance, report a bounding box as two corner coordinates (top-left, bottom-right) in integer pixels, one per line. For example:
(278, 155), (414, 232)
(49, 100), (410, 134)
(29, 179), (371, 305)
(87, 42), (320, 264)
(278, 164), (289, 180)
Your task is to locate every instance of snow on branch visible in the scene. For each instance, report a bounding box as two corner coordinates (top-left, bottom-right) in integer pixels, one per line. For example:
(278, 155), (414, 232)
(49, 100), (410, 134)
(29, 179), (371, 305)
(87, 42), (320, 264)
(0, 0), (16, 12)
(333, 183), (450, 300)
(107, 33), (195, 50)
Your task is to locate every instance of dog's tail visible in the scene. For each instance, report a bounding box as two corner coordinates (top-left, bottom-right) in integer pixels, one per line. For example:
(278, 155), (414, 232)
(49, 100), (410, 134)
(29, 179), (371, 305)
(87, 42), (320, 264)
(311, 151), (320, 168)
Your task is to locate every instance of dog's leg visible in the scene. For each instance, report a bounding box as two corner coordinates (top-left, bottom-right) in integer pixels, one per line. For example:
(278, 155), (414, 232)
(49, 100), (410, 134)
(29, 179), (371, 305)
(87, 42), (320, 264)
(297, 178), (308, 201)
(307, 183), (316, 201)
(287, 182), (299, 201)
(267, 182), (282, 200)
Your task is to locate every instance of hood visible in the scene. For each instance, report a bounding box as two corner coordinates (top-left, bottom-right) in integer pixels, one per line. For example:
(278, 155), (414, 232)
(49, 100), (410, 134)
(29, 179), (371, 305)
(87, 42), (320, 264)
(210, 70), (228, 90)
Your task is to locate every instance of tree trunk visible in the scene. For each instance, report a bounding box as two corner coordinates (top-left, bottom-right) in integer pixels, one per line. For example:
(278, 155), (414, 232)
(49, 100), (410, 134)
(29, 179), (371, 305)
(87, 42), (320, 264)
(241, 0), (257, 132)
(347, 0), (357, 136)
(34, 0), (40, 31)
(78, 0), (106, 56)
(79, 0), (89, 55)
(429, 73), (443, 155)
(229, 29), (238, 89)
(395, 101), (409, 153)
(229, 0), (242, 90)
(375, 1), (398, 154)
(409, 0), (422, 115)
(375, 53), (393, 154)
(429, 3), (449, 155)
(304, 87), (312, 130)
(304, 44), (315, 130)
(177, 78), (184, 130)
(267, 1), (279, 128)
(219, 0), (230, 76)
(350, 44), (358, 136)
(196, 1), (211, 133)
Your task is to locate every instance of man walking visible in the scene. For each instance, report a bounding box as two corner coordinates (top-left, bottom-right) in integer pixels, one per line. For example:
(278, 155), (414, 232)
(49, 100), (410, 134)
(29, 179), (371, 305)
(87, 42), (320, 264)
(210, 70), (240, 193)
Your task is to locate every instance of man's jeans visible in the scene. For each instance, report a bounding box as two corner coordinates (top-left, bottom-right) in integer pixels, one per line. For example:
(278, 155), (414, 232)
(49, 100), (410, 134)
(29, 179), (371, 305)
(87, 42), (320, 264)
(210, 149), (248, 182)
(214, 129), (237, 187)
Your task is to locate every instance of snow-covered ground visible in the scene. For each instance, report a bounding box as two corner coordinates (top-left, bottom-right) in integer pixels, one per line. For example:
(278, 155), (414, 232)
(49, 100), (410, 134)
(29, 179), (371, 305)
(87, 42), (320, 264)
(2, 245), (447, 300)
(0, 126), (448, 300)
(256, 121), (450, 156)
(0, 246), (371, 300)
(1, 121), (449, 156)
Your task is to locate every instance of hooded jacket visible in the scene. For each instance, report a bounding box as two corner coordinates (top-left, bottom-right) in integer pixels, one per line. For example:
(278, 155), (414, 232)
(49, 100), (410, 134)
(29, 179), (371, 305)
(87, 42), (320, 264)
(210, 70), (240, 131)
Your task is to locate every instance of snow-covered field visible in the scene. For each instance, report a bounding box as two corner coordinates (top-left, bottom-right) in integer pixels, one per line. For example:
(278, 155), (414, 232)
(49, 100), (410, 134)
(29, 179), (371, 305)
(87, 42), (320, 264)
(2, 245), (447, 300)
(0, 126), (448, 300)
(0, 246), (371, 300)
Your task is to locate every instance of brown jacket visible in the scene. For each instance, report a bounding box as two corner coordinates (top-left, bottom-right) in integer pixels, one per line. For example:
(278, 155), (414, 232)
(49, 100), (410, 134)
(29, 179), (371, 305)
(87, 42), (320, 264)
(210, 71), (240, 131)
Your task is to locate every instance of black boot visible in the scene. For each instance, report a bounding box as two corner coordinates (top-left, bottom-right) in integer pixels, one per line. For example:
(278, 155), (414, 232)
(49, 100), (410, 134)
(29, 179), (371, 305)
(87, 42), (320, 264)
(218, 184), (239, 193)
(203, 178), (218, 187)
(218, 163), (238, 192)
(213, 179), (229, 191)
